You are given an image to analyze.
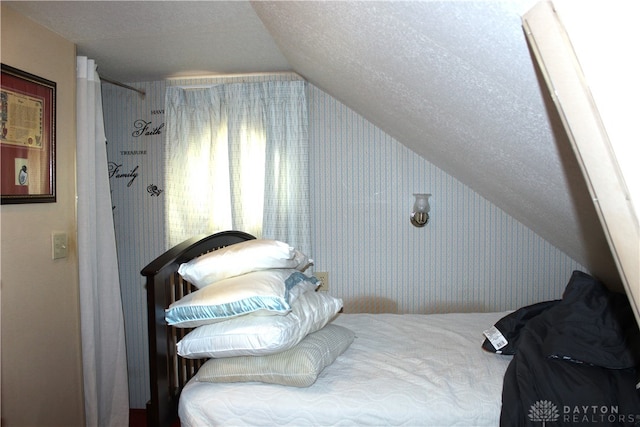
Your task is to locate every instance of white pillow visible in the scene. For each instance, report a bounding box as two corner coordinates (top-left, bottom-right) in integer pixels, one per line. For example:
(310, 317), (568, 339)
(177, 290), (343, 358)
(165, 269), (318, 328)
(194, 324), (355, 387)
(178, 239), (312, 288)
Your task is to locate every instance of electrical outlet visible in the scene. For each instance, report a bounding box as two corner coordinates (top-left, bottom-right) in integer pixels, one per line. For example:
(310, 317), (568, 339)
(315, 272), (329, 292)
(52, 232), (68, 259)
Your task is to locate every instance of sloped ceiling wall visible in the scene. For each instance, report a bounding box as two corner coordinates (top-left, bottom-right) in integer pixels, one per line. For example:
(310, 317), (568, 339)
(251, 0), (617, 285)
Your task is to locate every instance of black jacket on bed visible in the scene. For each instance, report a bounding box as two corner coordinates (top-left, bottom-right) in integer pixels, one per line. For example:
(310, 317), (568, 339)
(485, 271), (640, 426)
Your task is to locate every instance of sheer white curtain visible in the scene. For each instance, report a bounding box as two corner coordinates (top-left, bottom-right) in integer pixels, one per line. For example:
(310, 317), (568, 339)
(164, 81), (310, 253)
(76, 56), (129, 427)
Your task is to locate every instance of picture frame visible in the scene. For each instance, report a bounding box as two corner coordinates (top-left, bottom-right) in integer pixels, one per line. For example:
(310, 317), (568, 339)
(1, 64), (56, 204)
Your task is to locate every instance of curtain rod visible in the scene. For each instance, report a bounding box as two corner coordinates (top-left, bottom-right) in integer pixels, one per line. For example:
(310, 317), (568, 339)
(166, 71), (302, 81)
(100, 75), (146, 97)
(168, 71), (304, 89)
(99, 71), (303, 95)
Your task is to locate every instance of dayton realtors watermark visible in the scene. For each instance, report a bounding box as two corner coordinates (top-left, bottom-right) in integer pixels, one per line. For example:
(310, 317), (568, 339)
(529, 400), (639, 425)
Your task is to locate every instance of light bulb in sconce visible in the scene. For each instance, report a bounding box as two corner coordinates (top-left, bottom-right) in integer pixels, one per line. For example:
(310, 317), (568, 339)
(410, 193), (431, 227)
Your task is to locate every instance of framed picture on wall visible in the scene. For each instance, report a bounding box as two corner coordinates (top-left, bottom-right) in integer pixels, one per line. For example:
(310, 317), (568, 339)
(1, 64), (56, 204)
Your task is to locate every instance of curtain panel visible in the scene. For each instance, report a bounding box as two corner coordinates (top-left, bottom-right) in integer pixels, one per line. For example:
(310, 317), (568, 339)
(76, 57), (129, 426)
(164, 81), (310, 255)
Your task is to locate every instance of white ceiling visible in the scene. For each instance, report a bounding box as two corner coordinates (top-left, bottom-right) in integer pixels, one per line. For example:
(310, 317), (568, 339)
(4, 0), (618, 284)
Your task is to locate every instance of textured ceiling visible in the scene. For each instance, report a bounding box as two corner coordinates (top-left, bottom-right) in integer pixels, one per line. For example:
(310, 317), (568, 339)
(3, 0), (618, 284)
(5, 1), (291, 80)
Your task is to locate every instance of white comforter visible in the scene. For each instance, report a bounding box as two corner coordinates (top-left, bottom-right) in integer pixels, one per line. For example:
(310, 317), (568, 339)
(179, 311), (512, 426)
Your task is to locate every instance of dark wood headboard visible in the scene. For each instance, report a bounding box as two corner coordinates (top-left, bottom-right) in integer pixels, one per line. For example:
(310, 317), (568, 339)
(141, 230), (256, 427)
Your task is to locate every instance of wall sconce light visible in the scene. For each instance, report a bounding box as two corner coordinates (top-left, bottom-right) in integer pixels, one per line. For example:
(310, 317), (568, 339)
(410, 193), (431, 227)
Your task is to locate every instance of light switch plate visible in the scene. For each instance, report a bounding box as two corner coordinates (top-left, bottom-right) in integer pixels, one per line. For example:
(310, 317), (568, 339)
(52, 232), (68, 259)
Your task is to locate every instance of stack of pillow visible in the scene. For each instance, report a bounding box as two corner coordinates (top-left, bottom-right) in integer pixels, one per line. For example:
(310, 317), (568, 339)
(165, 239), (354, 387)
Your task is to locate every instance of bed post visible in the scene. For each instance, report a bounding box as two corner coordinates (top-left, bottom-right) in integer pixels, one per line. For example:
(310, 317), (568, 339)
(144, 269), (174, 427)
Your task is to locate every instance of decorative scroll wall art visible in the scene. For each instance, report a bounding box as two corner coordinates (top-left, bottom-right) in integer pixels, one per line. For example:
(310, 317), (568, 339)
(1, 64), (56, 204)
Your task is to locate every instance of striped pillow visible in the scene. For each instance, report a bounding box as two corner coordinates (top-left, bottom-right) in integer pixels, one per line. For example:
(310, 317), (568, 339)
(194, 324), (355, 387)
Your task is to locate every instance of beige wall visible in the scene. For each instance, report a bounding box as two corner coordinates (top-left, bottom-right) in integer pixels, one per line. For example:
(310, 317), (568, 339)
(1, 5), (84, 426)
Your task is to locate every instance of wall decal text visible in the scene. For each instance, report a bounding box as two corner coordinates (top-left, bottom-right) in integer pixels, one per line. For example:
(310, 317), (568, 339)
(108, 162), (139, 187)
(132, 119), (164, 137)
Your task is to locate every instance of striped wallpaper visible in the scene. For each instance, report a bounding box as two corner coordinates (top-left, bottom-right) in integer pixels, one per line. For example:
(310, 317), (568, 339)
(307, 84), (584, 314)
(102, 75), (584, 408)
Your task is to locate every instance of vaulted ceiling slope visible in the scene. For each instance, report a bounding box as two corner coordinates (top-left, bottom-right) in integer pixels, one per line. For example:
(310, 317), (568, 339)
(4, 1), (618, 284)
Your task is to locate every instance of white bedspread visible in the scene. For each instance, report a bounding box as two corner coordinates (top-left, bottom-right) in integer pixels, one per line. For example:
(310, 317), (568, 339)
(179, 311), (512, 426)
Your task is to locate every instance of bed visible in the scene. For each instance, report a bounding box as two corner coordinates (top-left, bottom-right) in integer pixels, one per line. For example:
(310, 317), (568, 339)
(142, 231), (640, 427)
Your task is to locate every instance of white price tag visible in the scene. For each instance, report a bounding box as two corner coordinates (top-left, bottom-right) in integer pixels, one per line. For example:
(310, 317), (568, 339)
(483, 325), (508, 351)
